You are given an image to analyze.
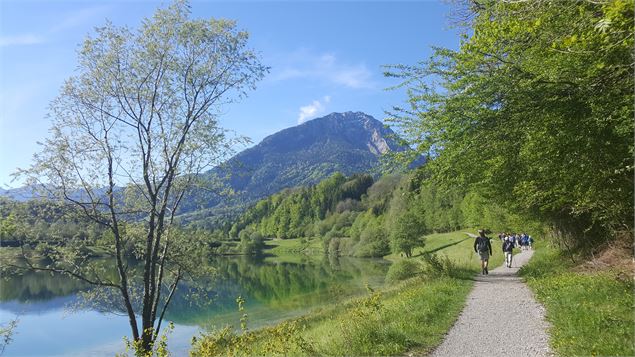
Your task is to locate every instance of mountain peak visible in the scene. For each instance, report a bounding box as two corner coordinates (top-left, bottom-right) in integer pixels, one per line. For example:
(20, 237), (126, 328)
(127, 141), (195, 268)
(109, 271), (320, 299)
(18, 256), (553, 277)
(299, 112), (392, 155)
(303, 111), (375, 125)
(260, 113), (388, 159)
(176, 111), (407, 222)
(222, 111), (402, 190)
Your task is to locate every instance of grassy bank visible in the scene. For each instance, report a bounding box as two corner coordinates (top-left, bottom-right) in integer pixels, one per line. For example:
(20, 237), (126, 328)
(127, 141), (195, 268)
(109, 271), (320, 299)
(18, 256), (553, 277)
(190, 230), (508, 356)
(264, 237), (323, 255)
(520, 244), (634, 356)
(191, 271), (473, 356)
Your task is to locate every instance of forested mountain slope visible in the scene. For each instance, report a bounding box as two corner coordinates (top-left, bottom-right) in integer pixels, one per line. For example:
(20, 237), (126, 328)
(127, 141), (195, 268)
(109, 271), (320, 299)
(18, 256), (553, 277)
(177, 112), (409, 226)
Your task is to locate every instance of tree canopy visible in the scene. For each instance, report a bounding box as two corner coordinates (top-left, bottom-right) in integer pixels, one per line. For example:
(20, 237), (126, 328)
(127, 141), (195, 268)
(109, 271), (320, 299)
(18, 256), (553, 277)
(386, 0), (634, 249)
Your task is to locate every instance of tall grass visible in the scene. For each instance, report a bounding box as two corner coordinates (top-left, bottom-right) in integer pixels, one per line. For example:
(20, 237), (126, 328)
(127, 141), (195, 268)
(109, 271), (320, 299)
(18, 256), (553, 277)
(303, 276), (472, 356)
(520, 244), (634, 356)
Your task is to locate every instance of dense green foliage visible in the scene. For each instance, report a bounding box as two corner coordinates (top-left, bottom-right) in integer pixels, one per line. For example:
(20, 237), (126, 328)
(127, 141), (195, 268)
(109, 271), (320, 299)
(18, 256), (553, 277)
(0, 198), (105, 244)
(520, 244), (634, 356)
(228, 173), (374, 239)
(0, 198), (226, 260)
(0, 171), (537, 264)
(386, 0), (634, 251)
(222, 171), (537, 258)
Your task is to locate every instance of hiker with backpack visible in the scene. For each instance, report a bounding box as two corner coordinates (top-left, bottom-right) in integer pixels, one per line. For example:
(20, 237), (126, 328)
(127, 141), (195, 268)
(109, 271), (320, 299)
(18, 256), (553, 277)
(474, 229), (493, 275)
(527, 234), (534, 250)
(502, 236), (514, 268)
(519, 234), (527, 251)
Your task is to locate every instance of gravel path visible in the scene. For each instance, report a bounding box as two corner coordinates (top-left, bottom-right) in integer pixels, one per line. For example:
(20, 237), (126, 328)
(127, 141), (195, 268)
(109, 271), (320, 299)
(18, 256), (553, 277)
(429, 249), (553, 357)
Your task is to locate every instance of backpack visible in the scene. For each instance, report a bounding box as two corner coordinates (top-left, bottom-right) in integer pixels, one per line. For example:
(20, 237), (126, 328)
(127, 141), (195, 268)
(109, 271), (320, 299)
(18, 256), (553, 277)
(476, 237), (489, 253)
(503, 241), (513, 252)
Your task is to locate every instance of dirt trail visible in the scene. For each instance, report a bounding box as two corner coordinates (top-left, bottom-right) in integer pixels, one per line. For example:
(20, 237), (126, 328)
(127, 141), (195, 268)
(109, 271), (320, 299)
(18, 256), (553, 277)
(429, 249), (553, 357)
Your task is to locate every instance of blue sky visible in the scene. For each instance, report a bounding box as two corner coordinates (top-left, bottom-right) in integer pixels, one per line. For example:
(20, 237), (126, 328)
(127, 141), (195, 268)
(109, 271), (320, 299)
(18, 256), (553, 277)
(0, 0), (461, 188)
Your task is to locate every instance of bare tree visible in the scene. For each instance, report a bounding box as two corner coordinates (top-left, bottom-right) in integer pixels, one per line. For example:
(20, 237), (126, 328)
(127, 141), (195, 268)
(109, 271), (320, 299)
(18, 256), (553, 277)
(15, 0), (267, 353)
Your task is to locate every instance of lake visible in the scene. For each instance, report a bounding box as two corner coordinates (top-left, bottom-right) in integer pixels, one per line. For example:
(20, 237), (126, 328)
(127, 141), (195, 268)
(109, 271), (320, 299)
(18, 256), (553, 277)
(0, 254), (391, 356)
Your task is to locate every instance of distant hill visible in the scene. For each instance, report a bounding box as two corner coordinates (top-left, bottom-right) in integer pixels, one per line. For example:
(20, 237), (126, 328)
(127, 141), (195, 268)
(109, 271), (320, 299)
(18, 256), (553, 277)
(0, 185), (46, 202)
(177, 111), (409, 225)
(1, 111), (413, 226)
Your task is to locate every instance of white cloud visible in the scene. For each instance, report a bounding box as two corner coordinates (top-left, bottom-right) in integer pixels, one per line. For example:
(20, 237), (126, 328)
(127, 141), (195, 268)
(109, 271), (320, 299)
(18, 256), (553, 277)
(0, 34), (44, 47)
(51, 5), (110, 33)
(0, 5), (109, 47)
(332, 65), (373, 89)
(271, 49), (375, 89)
(298, 96), (331, 124)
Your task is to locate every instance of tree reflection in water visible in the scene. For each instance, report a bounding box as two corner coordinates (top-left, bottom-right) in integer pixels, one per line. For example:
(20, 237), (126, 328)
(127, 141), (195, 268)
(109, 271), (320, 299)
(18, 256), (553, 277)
(0, 255), (390, 329)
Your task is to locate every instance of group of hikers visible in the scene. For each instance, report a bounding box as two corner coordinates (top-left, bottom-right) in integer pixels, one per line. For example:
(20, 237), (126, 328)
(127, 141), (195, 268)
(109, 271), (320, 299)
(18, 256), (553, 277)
(473, 229), (534, 275)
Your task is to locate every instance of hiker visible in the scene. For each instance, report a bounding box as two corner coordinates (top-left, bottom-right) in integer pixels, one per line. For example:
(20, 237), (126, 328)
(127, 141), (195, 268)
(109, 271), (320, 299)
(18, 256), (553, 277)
(502, 236), (514, 268)
(528, 235), (534, 250)
(519, 234), (526, 251)
(474, 229), (493, 275)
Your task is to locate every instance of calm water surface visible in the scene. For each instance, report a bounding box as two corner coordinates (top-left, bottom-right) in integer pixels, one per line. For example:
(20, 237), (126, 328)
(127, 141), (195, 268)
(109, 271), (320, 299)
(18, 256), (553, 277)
(0, 254), (390, 356)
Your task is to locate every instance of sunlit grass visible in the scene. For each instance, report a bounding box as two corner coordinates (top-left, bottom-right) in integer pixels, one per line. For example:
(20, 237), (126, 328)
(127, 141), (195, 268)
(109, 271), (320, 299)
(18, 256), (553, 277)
(386, 230), (505, 272)
(302, 276), (472, 356)
(265, 237), (323, 254)
(191, 274), (473, 356)
(191, 229), (516, 356)
(520, 244), (634, 356)
(267, 231), (505, 272)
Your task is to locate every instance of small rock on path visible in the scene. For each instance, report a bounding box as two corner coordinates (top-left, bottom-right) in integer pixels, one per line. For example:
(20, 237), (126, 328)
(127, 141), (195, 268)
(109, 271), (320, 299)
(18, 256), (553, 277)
(429, 249), (553, 357)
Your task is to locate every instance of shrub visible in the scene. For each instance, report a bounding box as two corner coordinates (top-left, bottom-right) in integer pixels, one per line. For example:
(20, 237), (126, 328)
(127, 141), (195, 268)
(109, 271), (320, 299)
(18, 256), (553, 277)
(386, 259), (423, 282)
(354, 219), (390, 257)
(327, 237), (341, 256)
(239, 231), (264, 255)
(420, 253), (459, 278)
(191, 312), (314, 356)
